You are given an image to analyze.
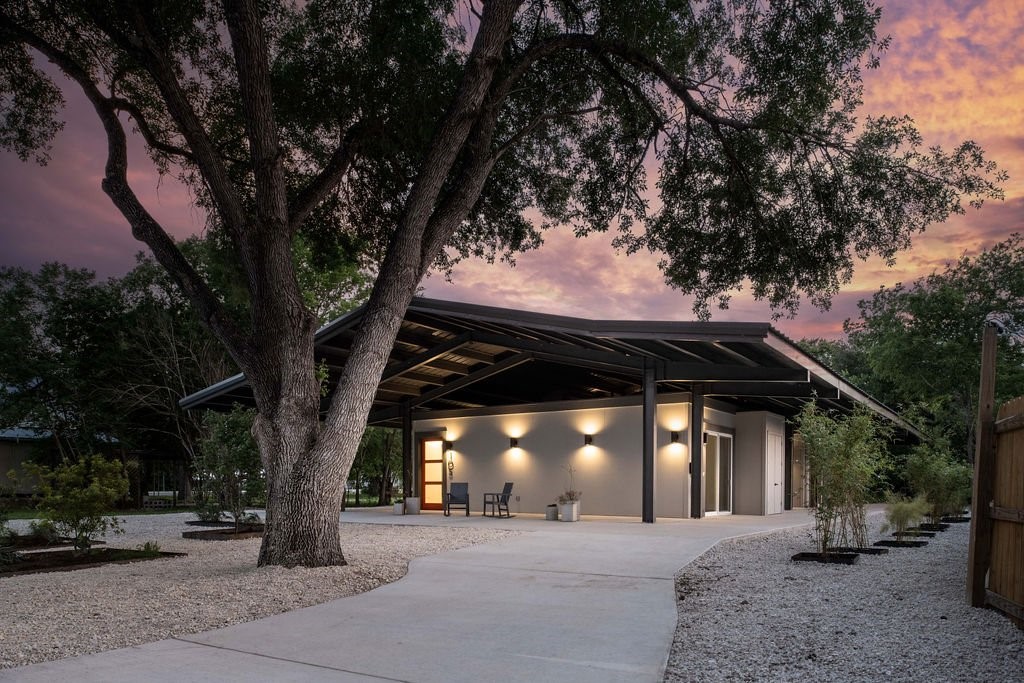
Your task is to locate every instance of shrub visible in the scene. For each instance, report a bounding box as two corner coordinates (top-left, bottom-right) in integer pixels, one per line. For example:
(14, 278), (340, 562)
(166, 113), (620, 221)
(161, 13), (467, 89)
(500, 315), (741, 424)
(795, 403), (890, 552)
(906, 443), (972, 522)
(23, 454), (128, 551)
(137, 540), (161, 555)
(883, 494), (930, 536)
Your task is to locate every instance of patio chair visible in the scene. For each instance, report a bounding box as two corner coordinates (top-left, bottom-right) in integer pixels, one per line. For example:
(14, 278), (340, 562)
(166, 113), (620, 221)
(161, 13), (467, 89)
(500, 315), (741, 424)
(445, 482), (470, 517)
(483, 482), (514, 518)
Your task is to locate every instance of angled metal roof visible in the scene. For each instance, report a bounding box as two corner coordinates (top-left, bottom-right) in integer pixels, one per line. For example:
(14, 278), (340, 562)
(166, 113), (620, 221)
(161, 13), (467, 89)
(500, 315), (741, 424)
(0, 427), (51, 441)
(180, 297), (919, 437)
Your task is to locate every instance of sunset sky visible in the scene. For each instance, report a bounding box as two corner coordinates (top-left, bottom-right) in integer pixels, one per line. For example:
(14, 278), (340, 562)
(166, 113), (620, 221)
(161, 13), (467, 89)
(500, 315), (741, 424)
(1, 0), (1021, 340)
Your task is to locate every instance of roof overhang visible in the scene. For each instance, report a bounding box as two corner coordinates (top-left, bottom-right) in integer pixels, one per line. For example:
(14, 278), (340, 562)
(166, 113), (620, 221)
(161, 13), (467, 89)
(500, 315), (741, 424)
(180, 297), (920, 439)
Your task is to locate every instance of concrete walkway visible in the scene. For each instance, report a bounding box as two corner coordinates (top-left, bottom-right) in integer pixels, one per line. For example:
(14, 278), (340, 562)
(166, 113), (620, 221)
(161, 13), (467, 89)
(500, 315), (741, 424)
(3, 509), (815, 683)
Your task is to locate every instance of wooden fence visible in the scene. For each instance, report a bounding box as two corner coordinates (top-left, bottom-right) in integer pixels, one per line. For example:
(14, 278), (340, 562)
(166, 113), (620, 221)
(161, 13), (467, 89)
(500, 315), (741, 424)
(968, 389), (1024, 627)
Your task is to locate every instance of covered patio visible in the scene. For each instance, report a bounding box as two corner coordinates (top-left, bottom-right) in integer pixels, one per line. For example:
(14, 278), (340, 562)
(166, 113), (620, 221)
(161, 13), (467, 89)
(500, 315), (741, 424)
(182, 298), (916, 522)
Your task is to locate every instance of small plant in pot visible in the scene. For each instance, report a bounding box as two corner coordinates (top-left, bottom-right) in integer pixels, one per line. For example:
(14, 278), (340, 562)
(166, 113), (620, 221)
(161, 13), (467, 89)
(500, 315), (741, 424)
(876, 495), (931, 547)
(791, 404), (889, 563)
(557, 466), (581, 522)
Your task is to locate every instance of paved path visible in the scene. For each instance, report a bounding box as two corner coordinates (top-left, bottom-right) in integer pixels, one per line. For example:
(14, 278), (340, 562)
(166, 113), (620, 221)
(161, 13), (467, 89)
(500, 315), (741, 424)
(3, 510), (814, 682)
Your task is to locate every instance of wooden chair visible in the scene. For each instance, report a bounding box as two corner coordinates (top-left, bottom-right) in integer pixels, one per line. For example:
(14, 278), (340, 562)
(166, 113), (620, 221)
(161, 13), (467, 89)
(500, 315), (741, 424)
(445, 482), (470, 517)
(483, 482), (514, 518)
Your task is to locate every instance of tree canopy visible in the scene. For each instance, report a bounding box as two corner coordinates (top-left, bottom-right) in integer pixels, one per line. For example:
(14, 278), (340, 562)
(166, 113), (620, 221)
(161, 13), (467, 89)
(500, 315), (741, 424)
(844, 234), (1024, 458)
(0, 1), (1004, 567)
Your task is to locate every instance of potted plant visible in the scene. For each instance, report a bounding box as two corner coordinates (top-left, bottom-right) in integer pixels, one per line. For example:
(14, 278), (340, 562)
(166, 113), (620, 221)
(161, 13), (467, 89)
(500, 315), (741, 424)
(876, 495), (930, 547)
(393, 499), (405, 515)
(557, 465), (581, 522)
(791, 404), (888, 563)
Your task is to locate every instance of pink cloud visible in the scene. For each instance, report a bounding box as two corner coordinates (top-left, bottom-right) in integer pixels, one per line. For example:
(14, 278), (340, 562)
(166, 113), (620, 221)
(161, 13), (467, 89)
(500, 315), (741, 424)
(1, 0), (1021, 344)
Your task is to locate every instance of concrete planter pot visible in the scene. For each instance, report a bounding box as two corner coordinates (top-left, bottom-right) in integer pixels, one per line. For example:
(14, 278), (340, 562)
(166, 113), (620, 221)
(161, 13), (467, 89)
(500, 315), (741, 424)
(393, 502), (405, 515)
(545, 504), (558, 521)
(559, 501), (580, 522)
(405, 497), (421, 515)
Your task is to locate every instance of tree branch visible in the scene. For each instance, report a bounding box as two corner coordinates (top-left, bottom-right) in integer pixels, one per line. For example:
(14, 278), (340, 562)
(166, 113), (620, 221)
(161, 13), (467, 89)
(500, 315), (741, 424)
(288, 124), (366, 233)
(494, 105), (600, 159)
(109, 96), (195, 162)
(0, 14), (248, 360)
(223, 0), (288, 231)
(84, 4), (250, 237)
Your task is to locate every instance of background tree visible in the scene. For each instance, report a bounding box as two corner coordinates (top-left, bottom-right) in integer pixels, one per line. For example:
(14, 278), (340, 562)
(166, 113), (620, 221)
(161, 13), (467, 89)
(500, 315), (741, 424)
(0, 264), (126, 461)
(845, 234), (1024, 459)
(196, 405), (265, 530)
(348, 427), (402, 507)
(0, 1), (1003, 567)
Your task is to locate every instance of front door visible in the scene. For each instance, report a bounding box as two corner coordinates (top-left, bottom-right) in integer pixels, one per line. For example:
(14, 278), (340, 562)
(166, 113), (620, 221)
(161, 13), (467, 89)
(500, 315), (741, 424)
(420, 436), (446, 511)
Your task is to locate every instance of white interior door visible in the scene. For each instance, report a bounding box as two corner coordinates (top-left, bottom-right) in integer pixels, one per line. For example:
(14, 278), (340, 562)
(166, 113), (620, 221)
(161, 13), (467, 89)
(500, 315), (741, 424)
(766, 432), (784, 514)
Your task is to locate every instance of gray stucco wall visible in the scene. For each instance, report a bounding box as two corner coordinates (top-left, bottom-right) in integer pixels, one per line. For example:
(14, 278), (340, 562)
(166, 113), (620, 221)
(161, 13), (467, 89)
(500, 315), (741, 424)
(413, 398), (760, 519)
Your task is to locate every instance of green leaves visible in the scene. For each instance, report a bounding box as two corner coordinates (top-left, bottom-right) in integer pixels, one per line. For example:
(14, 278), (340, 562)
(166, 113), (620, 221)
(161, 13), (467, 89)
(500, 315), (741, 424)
(795, 402), (891, 550)
(846, 234), (1024, 457)
(23, 454), (128, 552)
(196, 405), (265, 524)
(0, 43), (64, 163)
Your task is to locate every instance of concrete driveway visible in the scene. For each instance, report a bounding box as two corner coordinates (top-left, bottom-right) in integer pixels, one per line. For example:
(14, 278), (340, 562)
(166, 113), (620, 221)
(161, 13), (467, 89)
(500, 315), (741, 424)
(2, 509), (814, 682)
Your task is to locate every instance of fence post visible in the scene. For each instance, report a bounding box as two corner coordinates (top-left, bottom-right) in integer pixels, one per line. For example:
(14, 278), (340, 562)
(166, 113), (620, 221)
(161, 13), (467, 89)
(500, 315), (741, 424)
(967, 323), (998, 607)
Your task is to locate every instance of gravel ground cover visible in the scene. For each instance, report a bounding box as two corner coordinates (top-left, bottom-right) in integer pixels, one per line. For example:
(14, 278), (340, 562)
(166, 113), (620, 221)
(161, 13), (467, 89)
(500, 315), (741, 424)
(665, 516), (1024, 683)
(1, 512), (518, 669)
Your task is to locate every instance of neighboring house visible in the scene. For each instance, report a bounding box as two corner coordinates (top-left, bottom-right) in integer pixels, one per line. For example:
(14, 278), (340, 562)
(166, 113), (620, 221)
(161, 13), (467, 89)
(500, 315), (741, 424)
(0, 427), (50, 495)
(182, 298), (917, 520)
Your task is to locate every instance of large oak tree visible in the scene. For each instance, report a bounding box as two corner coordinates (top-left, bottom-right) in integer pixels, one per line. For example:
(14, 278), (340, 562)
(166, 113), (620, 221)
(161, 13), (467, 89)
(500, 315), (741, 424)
(0, 0), (1003, 567)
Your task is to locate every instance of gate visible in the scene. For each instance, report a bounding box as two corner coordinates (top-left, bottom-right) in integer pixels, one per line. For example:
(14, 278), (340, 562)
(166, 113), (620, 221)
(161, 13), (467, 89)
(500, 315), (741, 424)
(967, 323), (1024, 627)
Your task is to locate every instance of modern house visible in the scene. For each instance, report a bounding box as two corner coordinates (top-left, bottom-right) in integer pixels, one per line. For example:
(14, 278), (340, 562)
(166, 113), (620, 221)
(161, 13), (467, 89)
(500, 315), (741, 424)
(181, 298), (916, 521)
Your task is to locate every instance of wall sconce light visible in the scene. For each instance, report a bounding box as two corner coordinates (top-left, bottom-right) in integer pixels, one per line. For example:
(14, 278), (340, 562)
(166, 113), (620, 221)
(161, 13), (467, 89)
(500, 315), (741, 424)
(670, 431), (680, 444)
(702, 432), (708, 445)
(509, 437), (519, 449)
(584, 434), (594, 446)
(443, 440), (454, 453)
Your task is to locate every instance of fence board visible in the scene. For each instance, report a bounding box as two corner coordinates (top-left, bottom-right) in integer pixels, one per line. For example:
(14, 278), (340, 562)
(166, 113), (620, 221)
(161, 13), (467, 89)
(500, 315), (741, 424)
(984, 397), (1024, 628)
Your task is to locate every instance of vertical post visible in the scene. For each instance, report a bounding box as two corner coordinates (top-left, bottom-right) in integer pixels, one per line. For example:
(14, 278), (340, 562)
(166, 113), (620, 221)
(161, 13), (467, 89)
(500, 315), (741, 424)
(689, 384), (704, 519)
(784, 422), (794, 511)
(642, 361), (656, 523)
(401, 400), (413, 500)
(968, 323), (998, 607)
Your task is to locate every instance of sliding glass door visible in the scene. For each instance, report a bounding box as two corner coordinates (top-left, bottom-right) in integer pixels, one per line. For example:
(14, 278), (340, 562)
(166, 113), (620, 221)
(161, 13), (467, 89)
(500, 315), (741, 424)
(703, 433), (733, 515)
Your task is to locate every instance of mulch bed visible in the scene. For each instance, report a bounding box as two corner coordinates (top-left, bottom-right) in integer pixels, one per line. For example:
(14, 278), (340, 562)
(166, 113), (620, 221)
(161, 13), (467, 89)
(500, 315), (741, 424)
(827, 546), (889, 555)
(791, 551), (860, 565)
(874, 539), (929, 548)
(1, 548), (186, 577)
(181, 524), (264, 541)
(2, 536), (105, 551)
(184, 520), (239, 527)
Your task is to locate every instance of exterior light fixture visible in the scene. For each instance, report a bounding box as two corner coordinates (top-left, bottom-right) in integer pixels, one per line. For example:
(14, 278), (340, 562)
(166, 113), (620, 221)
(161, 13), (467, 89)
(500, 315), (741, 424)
(509, 437), (519, 449)
(670, 431), (680, 444)
(443, 440), (454, 453)
(584, 434), (594, 446)
(702, 432), (708, 445)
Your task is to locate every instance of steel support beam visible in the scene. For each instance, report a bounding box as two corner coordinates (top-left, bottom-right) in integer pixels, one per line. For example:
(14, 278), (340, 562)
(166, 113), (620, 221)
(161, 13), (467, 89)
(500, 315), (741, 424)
(380, 333), (473, 382)
(411, 353), (533, 407)
(401, 400), (413, 499)
(642, 362), (657, 523)
(660, 363), (808, 383)
(690, 384), (705, 519)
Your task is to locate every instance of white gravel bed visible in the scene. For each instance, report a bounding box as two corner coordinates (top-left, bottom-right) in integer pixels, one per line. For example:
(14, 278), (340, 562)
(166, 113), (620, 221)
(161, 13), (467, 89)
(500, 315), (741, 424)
(664, 516), (1024, 682)
(1, 512), (518, 669)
